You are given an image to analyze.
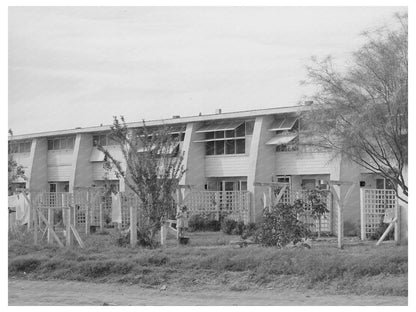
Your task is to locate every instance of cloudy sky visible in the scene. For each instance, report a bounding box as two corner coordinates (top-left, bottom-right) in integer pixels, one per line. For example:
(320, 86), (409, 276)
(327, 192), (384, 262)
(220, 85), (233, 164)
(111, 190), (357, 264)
(8, 6), (405, 135)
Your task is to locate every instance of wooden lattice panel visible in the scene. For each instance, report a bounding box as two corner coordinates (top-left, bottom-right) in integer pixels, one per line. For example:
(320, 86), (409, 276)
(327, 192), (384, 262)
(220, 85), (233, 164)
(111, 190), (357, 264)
(183, 191), (250, 223)
(362, 189), (397, 238)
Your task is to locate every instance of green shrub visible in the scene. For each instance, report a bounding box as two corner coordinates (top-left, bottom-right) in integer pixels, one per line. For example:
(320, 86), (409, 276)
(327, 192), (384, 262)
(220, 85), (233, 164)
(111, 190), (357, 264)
(188, 214), (221, 232)
(221, 218), (237, 235)
(258, 201), (310, 247)
(241, 222), (259, 239)
(9, 256), (45, 273)
(188, 214), (206, 232)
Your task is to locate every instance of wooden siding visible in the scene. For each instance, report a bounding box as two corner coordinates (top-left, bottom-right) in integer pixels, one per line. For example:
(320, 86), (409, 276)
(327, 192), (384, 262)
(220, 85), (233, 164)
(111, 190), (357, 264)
(275, 152), (333, 175)
(91, 146), (125, 180)
(92, 162), (119, 180)
(205, 155), (249, 177)
(47, 165), (72, 181)
(12, 153), (31, 170)
(47, 150), (73, 166)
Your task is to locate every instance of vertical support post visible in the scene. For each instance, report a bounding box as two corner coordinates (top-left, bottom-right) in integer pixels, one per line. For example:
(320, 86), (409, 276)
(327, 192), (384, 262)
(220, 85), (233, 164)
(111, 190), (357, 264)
(33, 206), (38, 245)
(85, 204), (90, 235)
(85, 190), (90, 235)
(66, 207), (73, 247)
(268, 186), (273, 210)
(47, 208), (54, 245)
(360, 188), (366, 240)
(130, 206), (137, 247)
(99, 203), (104, 231)
(160, 221), (167, 247)
(395, 200), (401, 245)
(27, 193), (32, 230)
(338, 186), (344, 249)
(215, 192), (220, 221)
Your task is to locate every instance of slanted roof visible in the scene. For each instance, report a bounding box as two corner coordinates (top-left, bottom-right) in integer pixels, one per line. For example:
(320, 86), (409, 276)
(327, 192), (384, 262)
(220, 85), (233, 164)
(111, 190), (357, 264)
(9, 105), (307, 140)
(195, 120), (244, 133)
(269, 117), (298, 131)
(265, 133), (298, 146)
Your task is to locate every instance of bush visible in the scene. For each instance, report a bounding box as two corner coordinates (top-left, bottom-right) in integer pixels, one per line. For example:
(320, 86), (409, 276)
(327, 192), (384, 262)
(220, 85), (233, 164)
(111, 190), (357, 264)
(241, 222), (259, 239)
(221, 219), (237, 234)
(258, 201), (311, 247)
(188, 214), (221, 232)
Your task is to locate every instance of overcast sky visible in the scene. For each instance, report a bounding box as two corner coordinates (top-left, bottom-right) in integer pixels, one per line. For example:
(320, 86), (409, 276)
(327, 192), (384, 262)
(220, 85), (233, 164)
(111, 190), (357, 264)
(8, 6), (405, 135)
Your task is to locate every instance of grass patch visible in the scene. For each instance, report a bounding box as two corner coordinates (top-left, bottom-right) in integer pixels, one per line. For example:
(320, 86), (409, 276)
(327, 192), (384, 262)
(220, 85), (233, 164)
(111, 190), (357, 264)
(8, 231), (407, 296)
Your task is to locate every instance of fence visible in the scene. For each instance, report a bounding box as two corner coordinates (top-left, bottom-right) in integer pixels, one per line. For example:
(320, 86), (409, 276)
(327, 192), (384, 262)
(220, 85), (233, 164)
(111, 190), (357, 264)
(182, 190), (251, 223)
(270, 185), (333, 234)
(360, 188), (397, 239)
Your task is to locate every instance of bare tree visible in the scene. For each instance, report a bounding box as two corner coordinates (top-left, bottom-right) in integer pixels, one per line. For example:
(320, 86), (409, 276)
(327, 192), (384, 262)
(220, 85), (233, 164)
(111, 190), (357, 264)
(97, 116), (186, 245)
(302, 13), (407, 203)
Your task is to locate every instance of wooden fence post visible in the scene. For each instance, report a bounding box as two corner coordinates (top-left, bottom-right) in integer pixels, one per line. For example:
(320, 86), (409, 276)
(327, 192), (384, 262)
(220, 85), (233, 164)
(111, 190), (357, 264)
(47, 208), (54, 245)
(27, 193), (32, 230)
(395, 198), (401, 245)
(130, 206), (137, 247)
(160, 221), (167, 247)
(215, 192), (220, 221)
(33, 205), (38, 245)
(99, 203), (104, 231)
(360, 188), (366, 240)
(66, 207), (73, 247)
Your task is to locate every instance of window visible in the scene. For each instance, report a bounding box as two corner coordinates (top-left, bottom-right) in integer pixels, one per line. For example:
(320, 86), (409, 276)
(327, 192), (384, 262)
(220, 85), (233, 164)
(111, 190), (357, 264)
(275, 135), (299, 152)
(276, 175), (291, 184)
(9, 141), (31, 153)
(194, 120), (252, 155)
(47, 137), (75, 151)
(206, 141), (215, 155)
(376, 178), (395, 190)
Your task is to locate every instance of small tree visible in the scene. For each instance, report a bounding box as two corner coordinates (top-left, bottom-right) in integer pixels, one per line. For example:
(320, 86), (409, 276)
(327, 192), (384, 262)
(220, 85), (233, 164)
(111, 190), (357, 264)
(302, 13), (408, 203)
(97, 116), (186, 246)
(8, 129), (26, 194)
(303, 188), (329, 238)
(258, 200), (310, 247)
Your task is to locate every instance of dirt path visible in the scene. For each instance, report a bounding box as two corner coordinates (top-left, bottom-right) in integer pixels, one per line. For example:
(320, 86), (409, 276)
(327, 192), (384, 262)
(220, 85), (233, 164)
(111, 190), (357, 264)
(8, 279), (407, 306)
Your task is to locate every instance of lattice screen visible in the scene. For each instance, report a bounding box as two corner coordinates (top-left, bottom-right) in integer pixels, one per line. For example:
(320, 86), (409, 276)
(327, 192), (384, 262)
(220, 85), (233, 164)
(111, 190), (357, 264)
(362, 189), (397, 239)
(183, 191), (250, 223)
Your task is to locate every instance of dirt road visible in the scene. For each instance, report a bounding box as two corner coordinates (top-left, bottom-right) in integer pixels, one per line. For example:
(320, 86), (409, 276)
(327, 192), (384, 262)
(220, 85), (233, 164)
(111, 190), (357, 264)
(8, 279), (407, 306)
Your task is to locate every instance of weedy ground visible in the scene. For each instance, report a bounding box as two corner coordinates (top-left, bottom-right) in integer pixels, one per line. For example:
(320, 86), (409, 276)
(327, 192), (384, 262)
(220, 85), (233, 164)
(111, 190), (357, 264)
(8, 229), (407, 297)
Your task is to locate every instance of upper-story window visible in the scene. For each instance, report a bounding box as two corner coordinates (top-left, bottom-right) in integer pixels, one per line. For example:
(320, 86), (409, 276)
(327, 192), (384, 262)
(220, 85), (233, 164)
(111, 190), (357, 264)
(47, 136), (75, 150)
(265, 116), (299, 152)
(92, 134), (117, 147)
(9, 141), (31, 154)
(194, 120), (253, 156)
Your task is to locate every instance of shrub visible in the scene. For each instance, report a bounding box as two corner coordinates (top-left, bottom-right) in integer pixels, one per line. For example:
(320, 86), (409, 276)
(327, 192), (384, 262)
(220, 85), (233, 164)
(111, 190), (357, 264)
(188, 214), (206, 232)
(241, 222), (259, 239)
(221, 218), (237, 235)
(188, 214), (221, 232)
(258, 201), (310, 247)
(9, 256), (45, 273)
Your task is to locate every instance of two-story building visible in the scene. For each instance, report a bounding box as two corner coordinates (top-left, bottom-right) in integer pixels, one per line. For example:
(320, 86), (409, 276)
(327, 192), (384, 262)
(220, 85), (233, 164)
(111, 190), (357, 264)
(9, 105), (387, 235)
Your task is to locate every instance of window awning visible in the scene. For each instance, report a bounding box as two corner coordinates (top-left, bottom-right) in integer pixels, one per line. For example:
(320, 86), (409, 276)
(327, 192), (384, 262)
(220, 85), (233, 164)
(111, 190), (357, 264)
(137, 143), (179, 154)
(269, 117), (298, 131)
(196, 120), (244, 133)
(265, 133), (298, 146)
(90, 148), (106, 162)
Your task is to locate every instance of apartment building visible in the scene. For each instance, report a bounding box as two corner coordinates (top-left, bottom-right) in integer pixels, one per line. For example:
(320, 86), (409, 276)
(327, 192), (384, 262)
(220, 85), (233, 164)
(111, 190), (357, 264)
(9, 105), (387, 234)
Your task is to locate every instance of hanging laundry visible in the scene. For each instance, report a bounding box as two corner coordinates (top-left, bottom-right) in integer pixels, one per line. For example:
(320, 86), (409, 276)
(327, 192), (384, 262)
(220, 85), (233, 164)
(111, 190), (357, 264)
(8, 195), (19, 208)
(15, 194), (30, 225)
(111, 192), (122, 223)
